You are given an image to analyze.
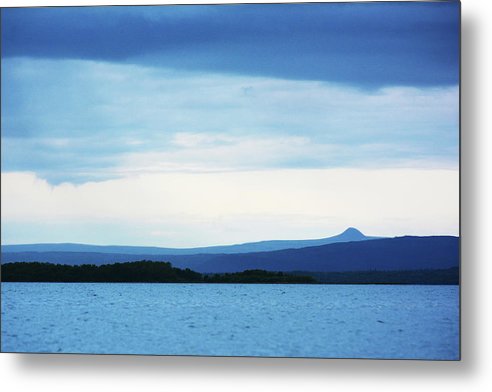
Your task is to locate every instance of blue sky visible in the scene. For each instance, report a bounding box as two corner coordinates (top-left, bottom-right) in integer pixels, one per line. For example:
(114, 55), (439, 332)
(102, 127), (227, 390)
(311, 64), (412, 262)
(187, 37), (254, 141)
(1, 2), (460, 245)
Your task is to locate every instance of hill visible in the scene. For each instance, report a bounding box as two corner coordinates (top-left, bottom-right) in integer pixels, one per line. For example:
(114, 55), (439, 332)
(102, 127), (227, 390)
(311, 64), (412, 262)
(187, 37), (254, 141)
(185, 236), (458, 273)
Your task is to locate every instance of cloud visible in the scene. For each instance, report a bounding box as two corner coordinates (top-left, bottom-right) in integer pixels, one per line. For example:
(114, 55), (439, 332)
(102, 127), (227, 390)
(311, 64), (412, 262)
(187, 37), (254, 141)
(1, 2), (459, 87)
(1, 169), (459, 246)
(1, 58), (459, 183)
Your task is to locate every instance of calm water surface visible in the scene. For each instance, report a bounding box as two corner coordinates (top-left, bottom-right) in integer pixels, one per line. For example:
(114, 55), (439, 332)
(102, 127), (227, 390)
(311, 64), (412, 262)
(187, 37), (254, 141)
(1, 283), (459, 359)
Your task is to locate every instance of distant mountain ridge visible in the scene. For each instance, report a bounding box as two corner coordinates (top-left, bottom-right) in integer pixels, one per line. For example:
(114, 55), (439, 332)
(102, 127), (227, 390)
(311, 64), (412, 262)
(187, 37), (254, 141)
(1, 235), (459, 274)
(1, 227), (379, 255)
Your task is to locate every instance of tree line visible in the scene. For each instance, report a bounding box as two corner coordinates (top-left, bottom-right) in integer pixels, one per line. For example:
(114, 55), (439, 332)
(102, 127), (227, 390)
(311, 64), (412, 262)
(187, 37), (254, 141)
(1, 261), (459, 284)
(1, 261), (316, 284)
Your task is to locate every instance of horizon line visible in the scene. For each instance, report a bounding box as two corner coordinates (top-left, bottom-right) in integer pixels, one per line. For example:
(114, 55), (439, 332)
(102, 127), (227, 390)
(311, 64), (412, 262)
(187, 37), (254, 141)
(1, 230), (460, 250)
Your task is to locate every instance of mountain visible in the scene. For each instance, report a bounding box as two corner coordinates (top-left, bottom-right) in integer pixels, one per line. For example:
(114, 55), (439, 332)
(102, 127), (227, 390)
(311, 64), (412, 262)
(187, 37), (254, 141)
(1, 235), (459, 274)
(183, 235), (459, 273)
(1, 227), (378, 255)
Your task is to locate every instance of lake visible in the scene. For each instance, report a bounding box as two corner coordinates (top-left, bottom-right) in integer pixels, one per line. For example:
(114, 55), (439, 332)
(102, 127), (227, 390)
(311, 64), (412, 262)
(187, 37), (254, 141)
(1, 282), (459, 359)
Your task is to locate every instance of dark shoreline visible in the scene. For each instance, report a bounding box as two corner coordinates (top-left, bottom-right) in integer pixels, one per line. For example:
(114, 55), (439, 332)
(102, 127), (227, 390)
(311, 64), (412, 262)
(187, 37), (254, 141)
(289, 268), (459, 285)
(0, 281), (459, 286)
(1, 261), (459, 285)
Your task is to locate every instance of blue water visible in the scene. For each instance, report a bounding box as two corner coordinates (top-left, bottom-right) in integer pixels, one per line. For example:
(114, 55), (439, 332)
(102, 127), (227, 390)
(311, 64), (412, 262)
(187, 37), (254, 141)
(1, 283), (459, 359)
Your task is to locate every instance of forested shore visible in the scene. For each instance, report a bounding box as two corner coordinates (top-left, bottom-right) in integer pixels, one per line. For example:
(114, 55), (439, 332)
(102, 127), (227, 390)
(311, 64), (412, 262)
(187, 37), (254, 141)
(1, 261), (316, 284)
(1, 261), (458, 284)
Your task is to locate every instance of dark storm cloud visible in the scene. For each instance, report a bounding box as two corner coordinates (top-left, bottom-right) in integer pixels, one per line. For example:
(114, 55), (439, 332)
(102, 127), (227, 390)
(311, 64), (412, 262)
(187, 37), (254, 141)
(1, 2), (459, 87)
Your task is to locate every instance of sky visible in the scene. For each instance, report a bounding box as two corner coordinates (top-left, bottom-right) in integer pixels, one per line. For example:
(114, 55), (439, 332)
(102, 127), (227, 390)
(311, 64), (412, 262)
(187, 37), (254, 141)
(1, 1), (460, 246)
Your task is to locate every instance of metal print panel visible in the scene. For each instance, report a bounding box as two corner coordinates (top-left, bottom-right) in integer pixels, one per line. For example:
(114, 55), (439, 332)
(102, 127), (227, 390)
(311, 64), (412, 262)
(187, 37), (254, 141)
(0, 1), (460, 360)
